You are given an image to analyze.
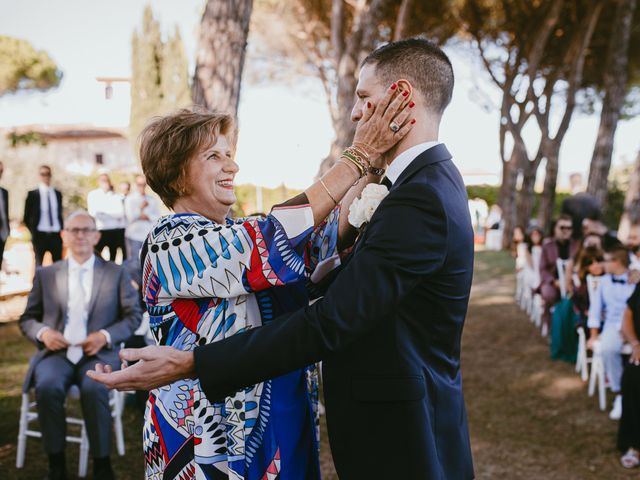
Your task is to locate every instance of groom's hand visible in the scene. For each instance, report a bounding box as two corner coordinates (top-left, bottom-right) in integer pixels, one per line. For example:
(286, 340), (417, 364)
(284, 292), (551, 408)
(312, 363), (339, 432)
(86, 346), (196, 391)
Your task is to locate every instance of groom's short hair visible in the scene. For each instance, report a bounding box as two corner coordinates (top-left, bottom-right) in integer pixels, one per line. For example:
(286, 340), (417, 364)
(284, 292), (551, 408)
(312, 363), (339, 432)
(362, 38), (454, 115)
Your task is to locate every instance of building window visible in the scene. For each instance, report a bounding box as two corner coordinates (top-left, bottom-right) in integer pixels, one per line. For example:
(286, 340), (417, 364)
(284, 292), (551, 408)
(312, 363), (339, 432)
(95, 153), (104, 165)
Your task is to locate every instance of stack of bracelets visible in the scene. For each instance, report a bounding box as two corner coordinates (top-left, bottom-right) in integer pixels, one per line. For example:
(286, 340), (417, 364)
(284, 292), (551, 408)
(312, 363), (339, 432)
(339, 145), (386, 178)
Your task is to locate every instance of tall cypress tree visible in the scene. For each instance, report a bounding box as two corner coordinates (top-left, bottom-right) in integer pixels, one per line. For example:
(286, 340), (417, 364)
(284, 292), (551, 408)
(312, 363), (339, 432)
(130, 6), (163, 145)
(161, 27), (191, 113)
(130, 7), (190, 148)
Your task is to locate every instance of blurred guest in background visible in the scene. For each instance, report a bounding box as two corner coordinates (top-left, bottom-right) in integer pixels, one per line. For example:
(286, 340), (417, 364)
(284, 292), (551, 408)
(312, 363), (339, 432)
(587, 246), (636, 420)
(512, 225), (527, 270)
(539, 215), (578, 329)
(19, 210), (141, 480)
(618, 283), (640, 469)
(118, 181), (130, 199)
(0, 161), (9, 270)
(570, 246), (604, 332)
(87, 173), (127, 262)
(561, 191), (601, 241)
(123, 174), (160, 258)
(626, 223), (640, 271)
(583, 217), (622, 250)
(23, 165), (64, 266)
(524, 226), (544, 293)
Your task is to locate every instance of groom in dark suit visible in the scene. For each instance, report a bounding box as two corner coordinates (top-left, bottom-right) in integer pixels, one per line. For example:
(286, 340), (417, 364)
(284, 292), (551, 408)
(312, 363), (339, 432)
(89, 39), (475, 479)
(20, 211), (141, 480)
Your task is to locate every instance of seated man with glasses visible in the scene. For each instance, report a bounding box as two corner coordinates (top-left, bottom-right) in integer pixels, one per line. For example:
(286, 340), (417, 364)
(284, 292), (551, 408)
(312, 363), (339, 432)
(539, 214), (579, 331)
(19, 210), (141, 480)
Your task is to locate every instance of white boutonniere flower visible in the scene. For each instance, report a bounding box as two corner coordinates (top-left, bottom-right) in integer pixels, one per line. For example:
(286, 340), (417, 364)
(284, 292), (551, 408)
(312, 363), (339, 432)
(348, 183), (389, 229)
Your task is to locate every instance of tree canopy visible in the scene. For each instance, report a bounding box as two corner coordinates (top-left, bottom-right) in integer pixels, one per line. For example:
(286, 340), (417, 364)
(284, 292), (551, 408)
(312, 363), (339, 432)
(0, 36), (62, 96)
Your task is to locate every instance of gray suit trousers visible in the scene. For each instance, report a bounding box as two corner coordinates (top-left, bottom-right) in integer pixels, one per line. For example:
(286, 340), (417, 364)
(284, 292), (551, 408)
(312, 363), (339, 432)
(34, 352), (117, 458)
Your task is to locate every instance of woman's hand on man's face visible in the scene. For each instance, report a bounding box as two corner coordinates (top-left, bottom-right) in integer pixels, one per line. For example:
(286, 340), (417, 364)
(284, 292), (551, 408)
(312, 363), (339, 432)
(353, 81), (415, 159)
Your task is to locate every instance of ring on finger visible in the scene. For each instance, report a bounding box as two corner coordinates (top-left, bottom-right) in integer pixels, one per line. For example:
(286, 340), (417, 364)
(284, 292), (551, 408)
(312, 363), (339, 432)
(389, 121), (400, 133)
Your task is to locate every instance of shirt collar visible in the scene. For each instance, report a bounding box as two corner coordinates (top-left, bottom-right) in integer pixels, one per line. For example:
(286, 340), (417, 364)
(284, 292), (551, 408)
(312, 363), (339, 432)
(68, 254), (95, 272)
(38, 183), (52, 192)
(385, 141), (441, 185)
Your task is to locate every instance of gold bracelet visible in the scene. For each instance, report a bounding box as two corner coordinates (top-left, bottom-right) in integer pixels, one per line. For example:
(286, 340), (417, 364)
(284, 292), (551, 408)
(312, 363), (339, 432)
(341, 149), (368, 177)
(351, 144), (371, 161)
(338, 158), (360, 176)
(340, 155), (365, 177)
(319, 179), (338, 206)
(352, 142), (374, 158)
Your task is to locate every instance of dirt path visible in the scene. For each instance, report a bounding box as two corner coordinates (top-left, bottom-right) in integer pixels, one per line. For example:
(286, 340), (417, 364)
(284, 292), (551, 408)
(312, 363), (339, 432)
(465, 252), (633, 480)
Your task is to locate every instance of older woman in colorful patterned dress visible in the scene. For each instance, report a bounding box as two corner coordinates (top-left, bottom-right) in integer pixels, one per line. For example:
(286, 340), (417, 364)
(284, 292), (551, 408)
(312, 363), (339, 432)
(129, 94), (411, 479)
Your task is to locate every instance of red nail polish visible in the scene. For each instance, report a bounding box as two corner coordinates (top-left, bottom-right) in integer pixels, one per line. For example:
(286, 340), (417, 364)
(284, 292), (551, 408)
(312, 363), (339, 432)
(367, 101), (372, 108)
(409, 101), (415, 108)
(402, 90), (409, 97)
(411, 119), (416, 124)
(390, 83), (397, 90)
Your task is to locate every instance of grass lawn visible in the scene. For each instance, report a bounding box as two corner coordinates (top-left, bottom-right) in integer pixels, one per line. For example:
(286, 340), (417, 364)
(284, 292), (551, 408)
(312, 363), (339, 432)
(0, 250), (635, 478)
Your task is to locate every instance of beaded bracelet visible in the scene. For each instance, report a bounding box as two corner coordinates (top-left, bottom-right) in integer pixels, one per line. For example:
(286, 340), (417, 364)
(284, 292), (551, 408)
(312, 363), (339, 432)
(341, 147), (368, 177)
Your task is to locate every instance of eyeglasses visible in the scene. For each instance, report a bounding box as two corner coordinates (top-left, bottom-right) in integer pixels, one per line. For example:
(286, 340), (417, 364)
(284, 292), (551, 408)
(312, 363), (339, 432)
(65, 227), (97, 236)
(39, 171), (51, 177)
(558, 226), (573, 231)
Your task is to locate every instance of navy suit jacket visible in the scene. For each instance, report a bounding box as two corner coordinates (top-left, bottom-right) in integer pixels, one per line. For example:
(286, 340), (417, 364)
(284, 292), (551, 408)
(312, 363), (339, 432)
(194, 144), (475, 479)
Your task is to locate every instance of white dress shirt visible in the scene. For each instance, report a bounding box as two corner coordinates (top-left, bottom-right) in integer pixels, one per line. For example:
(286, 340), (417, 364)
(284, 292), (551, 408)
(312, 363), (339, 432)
(124, 192), (161, 242)
(587, 272), (636, 331)
(37, 183), (61, 232)
(87, 188), (126, 230)
(36, 255), (111, 355)
(385, 141), (441, 185)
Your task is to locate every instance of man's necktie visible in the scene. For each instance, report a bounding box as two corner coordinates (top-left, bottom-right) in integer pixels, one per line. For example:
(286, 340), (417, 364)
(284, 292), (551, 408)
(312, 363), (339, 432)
(381, 176), (392, 189)
(46, 190), (55, 228)
(64, 267), (89, 364)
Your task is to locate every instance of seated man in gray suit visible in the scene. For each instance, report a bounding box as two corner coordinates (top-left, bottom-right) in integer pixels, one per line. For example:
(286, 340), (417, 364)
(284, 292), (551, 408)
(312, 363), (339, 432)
(19, 210), (141, 480)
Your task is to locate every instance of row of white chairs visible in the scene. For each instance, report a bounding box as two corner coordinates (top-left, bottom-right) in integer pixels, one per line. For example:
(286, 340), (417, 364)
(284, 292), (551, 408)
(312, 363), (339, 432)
(516, 259), (631, 413)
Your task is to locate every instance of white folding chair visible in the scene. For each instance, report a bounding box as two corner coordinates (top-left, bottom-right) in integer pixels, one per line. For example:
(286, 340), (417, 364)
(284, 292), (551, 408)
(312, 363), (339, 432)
(587, 340), (607, 411)
(576, 275), (601, 381)
(575, 327), (589, 381)
(16, 386), (125, 478)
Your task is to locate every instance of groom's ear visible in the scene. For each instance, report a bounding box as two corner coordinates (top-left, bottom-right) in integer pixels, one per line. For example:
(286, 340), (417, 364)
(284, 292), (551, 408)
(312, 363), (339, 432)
(396, 79), (413, 102)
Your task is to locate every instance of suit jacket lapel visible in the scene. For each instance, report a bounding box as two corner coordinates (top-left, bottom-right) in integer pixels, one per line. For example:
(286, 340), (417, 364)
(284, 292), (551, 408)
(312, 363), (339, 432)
(87, 257), (106, 320)
(391, 143), (452, 191)
(56, 261), (69, 328)
(349, 145), (452, 257)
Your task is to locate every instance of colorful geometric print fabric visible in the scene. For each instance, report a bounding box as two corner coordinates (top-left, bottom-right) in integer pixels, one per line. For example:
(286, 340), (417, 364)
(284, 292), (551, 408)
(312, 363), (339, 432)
(141, 205), (340, 479)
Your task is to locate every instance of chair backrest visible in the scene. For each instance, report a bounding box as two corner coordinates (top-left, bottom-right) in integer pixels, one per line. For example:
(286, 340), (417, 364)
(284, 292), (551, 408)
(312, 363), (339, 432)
(586, 274), (601, 301)
(557, 258), (569, 299)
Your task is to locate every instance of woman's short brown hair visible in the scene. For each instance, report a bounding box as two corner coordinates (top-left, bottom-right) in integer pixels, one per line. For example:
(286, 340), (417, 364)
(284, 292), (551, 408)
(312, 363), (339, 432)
(139, 108), (235, 208)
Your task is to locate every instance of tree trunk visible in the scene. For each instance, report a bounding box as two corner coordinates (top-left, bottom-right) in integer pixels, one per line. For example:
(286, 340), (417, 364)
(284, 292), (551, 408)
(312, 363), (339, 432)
(537, 150), (560, 230)
(586, 0), (637, 209)
(191, 0), (254, 117)
(516, 160), (538, 229)
(317, 0), (396, 177)
(394, 0), (414, 40)
(500, 145), (526, 248)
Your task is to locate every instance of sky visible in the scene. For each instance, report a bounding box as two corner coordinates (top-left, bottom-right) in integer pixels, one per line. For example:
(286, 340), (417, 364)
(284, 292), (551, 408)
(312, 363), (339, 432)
(0, 0), (638, 189)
